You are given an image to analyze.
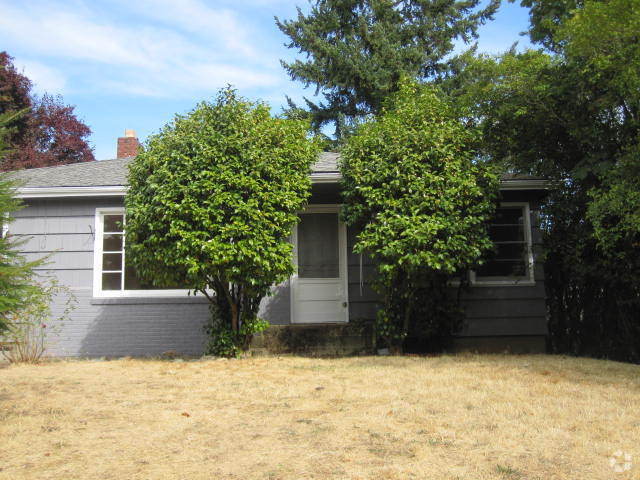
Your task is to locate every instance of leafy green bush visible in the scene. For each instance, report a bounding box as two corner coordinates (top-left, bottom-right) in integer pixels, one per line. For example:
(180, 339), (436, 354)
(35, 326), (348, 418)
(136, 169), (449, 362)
(125, 88), (321, 356)
(203, 300), (270, 357)
(341, 81), (499, 352)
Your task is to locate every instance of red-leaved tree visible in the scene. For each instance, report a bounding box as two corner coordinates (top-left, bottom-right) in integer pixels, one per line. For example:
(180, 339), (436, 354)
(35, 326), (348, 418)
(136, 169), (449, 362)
(0, 51), (95, 170)
(0, 51), (32, 149)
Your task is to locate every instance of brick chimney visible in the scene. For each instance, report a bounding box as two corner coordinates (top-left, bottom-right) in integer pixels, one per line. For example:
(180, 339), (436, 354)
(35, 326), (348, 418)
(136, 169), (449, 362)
(117, 129), (140, 158)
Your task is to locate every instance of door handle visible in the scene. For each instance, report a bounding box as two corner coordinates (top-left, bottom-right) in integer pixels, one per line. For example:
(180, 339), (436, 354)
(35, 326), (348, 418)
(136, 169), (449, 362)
(342, 302), (348, 308)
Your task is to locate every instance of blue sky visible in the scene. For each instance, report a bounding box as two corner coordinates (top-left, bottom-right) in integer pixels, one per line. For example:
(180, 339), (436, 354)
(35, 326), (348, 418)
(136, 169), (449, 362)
(0, 0), (532, 160)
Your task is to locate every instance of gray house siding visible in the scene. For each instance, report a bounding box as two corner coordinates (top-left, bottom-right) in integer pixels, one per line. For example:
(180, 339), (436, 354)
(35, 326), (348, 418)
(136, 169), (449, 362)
(343, 188), (548, 350)
(12, 186), (547, 357)
(457, 191), (547, 349)
(11, 198), (211, 357)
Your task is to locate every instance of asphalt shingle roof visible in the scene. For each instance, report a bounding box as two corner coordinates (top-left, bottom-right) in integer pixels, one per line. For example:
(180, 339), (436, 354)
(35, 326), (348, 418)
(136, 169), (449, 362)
(10, 152), (545, 189)
(11, 152), (341, 188)
(10, 157), (133, 188)
(314, 152), (340, 172)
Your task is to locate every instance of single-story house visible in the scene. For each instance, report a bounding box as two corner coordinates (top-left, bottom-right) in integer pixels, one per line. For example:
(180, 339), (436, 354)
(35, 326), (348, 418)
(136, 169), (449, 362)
(9, 136), (549, 356)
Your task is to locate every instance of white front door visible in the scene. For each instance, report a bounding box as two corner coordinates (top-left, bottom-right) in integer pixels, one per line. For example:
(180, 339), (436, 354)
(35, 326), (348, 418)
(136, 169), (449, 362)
(291, 206), (348, 323)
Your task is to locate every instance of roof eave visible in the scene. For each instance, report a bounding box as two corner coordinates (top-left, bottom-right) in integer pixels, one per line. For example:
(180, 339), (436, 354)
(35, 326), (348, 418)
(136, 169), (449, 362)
(499, 179), (551, 190)
(16, 173), (342, 198)
(310, 172), (341, 183)
(15, 176), (550, 199)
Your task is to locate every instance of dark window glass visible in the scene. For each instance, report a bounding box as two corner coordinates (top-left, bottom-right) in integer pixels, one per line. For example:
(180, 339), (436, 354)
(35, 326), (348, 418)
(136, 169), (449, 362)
(493, 208), (523, 225)
(488, 225), (524, 242)
(103, 214), (124, 233)
(103, 234), (123, 252)
(124, 265), (146, 290)
(477, 260), (527, 277)
(494, 243), (528, 259)
(477, 207), (529, 279)
(102, 253), (123, 271)
(124, 265), (163, 290)
(124, 266), (186, 290)
(102, 272), (122, 290)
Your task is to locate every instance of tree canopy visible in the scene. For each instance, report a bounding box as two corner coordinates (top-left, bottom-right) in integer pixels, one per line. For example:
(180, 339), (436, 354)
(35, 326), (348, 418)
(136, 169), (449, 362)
(125, 88), (321, 356)
(0, 52), (31, 150)
(438, 0), (640, 361)
(277, 0), (499, 139)
(0, 52), (94, 170)
(341, 80), (499, 350)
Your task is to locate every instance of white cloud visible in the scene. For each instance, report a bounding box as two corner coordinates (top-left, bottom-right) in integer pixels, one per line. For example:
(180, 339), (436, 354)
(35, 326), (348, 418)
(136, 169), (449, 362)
(118, 0), (260, 60)
(15, 59), (67, 94)
(0, 0), (285, 98)
(0, 5), (149, 66)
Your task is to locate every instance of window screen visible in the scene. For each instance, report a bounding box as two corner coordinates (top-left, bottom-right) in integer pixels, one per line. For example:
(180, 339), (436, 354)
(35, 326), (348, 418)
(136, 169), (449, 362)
(476, 206), (530, 278)
(297, 213), (339, 278)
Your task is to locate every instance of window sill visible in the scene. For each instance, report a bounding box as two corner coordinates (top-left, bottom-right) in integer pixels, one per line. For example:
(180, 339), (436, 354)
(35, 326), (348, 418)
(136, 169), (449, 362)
(470, 280), (536, 287)
(91, 296), (210, 305)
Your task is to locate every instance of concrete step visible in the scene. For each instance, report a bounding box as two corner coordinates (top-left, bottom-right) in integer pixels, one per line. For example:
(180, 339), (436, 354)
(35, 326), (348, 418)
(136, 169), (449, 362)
(251, 322), (374, 356)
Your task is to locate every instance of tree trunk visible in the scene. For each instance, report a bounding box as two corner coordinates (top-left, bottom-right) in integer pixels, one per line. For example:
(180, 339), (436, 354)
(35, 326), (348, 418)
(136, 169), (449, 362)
(230, 300), (239, 332)
(221, 283), (239, 333)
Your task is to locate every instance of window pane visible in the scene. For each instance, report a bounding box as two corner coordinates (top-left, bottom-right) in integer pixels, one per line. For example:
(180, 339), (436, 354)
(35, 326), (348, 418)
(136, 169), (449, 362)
(489, 225), (524, 242)
(493, 208), (524, 225)
(477, 260), (526, 277)
(478, 206), (530, 279)
(102, 272), (122, 290)
(103, 214), (124, 233)
(125, 265), (155, 290)
(124, 265), (145, 290)
(102, 252), (123, 271)
(298, 213), (339, 278)
(99, 211), (188, 292)
(124, 265), (186, 290)
(103, 233), (123, 252)
(494, 242), (528, 260)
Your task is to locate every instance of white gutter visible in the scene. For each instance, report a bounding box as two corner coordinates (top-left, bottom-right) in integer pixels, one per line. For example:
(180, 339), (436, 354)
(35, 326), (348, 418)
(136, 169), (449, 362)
(499, 179), (550, 190)
(16, 185), (127, 199)
(309, 173), (552, 189)
(16, 176), (550, 199)
(310, 172), (341, 183)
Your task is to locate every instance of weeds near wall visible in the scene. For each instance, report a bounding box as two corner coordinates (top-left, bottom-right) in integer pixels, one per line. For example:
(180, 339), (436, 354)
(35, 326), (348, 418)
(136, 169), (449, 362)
(1, 278), (76, 363)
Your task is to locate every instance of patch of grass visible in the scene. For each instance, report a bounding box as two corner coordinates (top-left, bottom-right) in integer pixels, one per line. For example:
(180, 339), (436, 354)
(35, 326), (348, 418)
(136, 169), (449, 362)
(496, 464), (524, 479)
(0, 355), (638, 479)
(426, 436), (454, 447)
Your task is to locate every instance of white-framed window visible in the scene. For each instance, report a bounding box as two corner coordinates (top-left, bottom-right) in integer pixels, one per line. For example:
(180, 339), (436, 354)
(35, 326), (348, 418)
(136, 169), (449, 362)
(93, 208), (190, 298)
(470, 202), (535, 286)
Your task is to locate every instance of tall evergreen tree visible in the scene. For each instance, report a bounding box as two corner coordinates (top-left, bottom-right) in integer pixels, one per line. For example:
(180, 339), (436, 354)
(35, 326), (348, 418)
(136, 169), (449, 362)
(277, 0), (499, 139)
(0, 110), (43, 332)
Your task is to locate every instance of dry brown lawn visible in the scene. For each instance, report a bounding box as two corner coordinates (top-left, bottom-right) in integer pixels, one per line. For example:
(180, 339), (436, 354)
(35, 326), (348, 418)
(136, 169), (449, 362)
(0, 354), (639, 480)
